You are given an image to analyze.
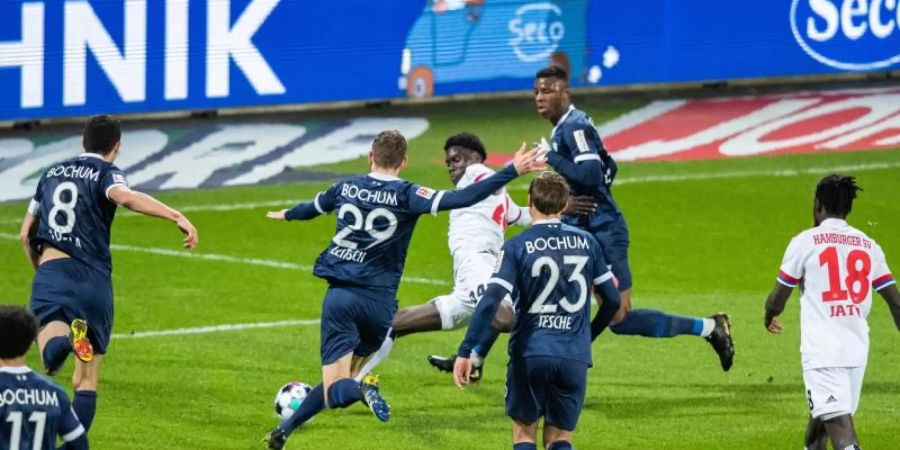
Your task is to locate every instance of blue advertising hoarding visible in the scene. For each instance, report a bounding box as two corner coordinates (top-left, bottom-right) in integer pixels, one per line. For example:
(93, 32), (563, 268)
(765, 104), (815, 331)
(0, 0), (898, 121)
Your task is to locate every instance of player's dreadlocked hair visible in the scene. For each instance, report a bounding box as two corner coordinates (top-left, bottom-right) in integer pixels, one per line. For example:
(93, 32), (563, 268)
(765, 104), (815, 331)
(815, 174), (862, 218)
(536, 65), (568, 82)
(444, 132), (486, 161)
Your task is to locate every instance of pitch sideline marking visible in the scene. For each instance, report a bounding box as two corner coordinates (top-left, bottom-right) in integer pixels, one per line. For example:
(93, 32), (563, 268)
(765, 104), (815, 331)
(0, 232), (450, 286)
(112, 318), (321, 340)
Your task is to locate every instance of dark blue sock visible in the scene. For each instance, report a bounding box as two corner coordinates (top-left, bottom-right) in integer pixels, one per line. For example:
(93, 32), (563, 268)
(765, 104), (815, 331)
(326, 378), (362, 408)
(281, 383), (325, 435)
(609, 308), (703, 338)
(548, 441), (573, 450)
(472, 328), (500, 359)
(42, 336), (72, 373)
(73, 390), (97, 431)
(513, 443), (537, 450)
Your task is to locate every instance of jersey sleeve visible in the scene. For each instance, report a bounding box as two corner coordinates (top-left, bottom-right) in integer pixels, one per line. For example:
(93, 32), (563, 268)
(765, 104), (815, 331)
(872, 243), (895, 292)
(58, 393), (86, 443)
(506, 195), (532, 227)
(589, 237), (614, 288)
(776, 236), (805, 288)
(285, 182), (339, 221)
(562, 121), (603, 163)
(487, 242), (519, 297)
(100, 165), (129, 201)
(408, 165), (519, 216)
(28, 176), (45, 214)
(547, 123), (605, 189)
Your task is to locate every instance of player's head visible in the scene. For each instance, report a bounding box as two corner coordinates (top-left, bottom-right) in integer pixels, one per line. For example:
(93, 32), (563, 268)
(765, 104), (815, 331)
(369, 130), (408, 172)
(0, 305), (38, 361)
(534, 65), (571, 122)
(83, 114), (122, 160)
(444, 132), (486, 184)
(528, 171), (570, 217)
(813, 174), (862, 225)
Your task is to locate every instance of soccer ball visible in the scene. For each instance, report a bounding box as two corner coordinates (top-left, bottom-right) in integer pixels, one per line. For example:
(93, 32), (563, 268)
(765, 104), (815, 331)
(273, 381), (313, 421)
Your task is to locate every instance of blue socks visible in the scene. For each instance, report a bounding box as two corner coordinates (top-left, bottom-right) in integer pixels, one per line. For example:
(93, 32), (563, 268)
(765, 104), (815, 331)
(326, 378), (363, 408)
(513, 443), (537, 450)
(73, 390), (97, 431)
(281, 383), (325, 435)
(549, 441), (573, 450)
(610, 308), (704, 338)
(42, 336), (72, 373)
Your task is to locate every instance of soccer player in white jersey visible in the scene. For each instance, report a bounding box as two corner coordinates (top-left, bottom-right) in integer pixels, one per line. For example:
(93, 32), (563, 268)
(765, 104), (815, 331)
(764, 174), (900, 450)
(357, 133), (594, 382)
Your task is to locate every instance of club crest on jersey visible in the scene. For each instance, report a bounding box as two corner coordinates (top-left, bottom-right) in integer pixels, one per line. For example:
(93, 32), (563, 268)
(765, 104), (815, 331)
(416, 187), (436, 200)
(493, 251), (504, 273)
(573, 129), (590, 153)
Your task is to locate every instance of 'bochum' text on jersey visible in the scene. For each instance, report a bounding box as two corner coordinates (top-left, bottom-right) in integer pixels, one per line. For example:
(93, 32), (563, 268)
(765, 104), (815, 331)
(0, 367), (85, 450)
(28, 153), (128, 274)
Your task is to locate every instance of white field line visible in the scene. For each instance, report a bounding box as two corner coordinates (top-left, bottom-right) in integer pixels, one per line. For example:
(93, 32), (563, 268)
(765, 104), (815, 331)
(0, 233), (450, 286)
(112, 319), (320, 340)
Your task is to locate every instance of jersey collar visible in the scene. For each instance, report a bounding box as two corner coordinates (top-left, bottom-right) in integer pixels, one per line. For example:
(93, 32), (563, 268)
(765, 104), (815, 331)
(551, 104), (576, 138)
(78, 152), (105, 160)
(533, 219), (561, 225)
(0, 366), (32, 374)
(820, 218), (848, 228)
(368, 172), (401, 181)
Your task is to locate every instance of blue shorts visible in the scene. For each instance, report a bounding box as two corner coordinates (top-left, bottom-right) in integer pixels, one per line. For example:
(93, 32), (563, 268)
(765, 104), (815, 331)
(505, 356), (588, 431)
(566, 212), (632, 291)
(320, 285), (397, 365)
(29, 259), (114, 354)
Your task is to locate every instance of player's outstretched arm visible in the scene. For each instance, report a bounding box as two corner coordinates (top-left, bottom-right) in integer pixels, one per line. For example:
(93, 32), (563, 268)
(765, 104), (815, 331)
(18, 211), (40, 269)
(428, 144), (547, 214)
(107, 186), (198, 250)
(764, 283), (793, 334)
(877, 284), (900, 331)
(590, 278), (621, 341)
(454, 283), (507, 388)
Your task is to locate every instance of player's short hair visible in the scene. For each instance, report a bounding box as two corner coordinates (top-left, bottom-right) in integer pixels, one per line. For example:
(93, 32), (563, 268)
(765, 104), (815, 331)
(528, 171), (570, 215)
(371, 130), (408, 169)
(536, 65), (568, 83)
(0, 305), (38, 359)
(83, 114), (122, 155)
(815, 174), (862, 218)
(444, 132), (486, 161)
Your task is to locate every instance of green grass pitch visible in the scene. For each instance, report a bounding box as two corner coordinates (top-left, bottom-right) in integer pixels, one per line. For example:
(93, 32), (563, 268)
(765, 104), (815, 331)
(1, 98), (899, 449)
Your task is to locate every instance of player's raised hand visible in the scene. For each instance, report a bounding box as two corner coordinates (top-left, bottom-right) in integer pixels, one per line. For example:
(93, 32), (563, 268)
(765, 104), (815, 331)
(564, 195), (597, 216)
(766, 316), (783, 334)
(453, 357), (473, 389)
(266, 209), (287, 220)
(175, 215), (198, 250)
(510, 142), (548, 175)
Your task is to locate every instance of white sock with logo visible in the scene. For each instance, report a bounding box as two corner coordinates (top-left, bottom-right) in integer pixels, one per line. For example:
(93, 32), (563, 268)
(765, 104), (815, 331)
(699, 318), (716, 337)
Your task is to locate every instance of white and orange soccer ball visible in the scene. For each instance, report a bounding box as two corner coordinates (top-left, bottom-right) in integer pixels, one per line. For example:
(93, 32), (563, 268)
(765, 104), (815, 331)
(273, 381), (313, 421)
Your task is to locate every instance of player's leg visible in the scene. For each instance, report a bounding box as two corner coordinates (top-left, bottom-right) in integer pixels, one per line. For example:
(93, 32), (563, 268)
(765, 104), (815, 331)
(30, 261), (93, 374)
(804, 416), (828, 450)
(36, 320), (74, 374)
(427, 296), (513, 380)
(542, 358), (587, 450)
(71, 354), (103, 432)
(803, 368), (861, 449)
(391, 302), (443, 338)
(351, 297), (395, 421)
(507, 358), (541, 450)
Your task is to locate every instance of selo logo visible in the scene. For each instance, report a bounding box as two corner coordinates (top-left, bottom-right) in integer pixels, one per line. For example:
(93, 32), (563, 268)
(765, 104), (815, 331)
(791, 0), (900, 70)
(508, 3), (565, 63)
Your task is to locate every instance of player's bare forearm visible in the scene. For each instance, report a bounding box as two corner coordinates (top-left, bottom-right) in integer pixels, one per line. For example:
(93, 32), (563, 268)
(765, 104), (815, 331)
(19, 212), (40, 269)
(877, 284), (900, 331)
(108, 187), (198, 249)
(765, 283), (793, 329)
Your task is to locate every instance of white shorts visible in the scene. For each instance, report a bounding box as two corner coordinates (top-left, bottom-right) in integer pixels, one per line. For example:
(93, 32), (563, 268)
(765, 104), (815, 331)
(802, 366), (866, 420)
(432, 251), (512, 330)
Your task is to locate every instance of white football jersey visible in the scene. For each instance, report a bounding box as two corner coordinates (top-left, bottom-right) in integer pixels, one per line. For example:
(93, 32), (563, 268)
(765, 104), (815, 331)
(447, 164), (531, 259)
(777, 218), (894, 370)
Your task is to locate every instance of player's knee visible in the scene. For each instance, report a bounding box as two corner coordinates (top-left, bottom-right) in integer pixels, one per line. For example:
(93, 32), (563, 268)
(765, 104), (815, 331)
(326, 378), (362, 409)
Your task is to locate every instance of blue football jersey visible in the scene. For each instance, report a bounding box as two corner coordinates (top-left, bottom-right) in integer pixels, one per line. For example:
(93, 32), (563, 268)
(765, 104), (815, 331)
(0, 367), (84, 450)
(308, 173), (447, 294)
(549, 105), (619, 216)
(490, 220), (613, 365)
(29, 153), (128, 274)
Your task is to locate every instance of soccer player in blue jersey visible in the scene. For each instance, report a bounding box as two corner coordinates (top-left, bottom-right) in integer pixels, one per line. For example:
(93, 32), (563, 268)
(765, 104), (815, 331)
(532, 66), (735, 371)
(453, 172), (621, 450)
(263, 130), (545, 449)
(1, 306), (88, 450)
(18, 115), (199, 433)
